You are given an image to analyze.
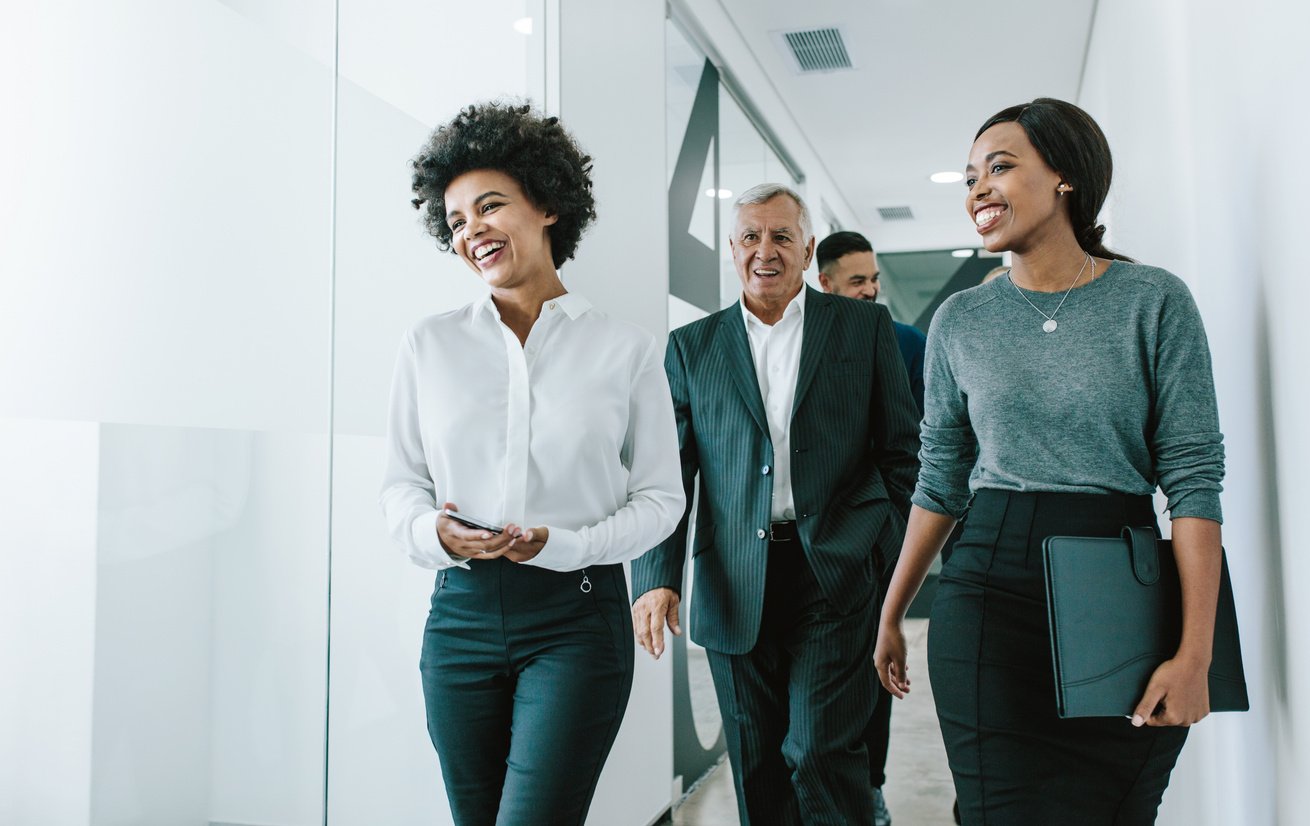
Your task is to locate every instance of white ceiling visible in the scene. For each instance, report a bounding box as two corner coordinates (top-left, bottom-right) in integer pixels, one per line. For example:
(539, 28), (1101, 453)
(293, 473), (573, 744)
(715, 0), (1097, 251)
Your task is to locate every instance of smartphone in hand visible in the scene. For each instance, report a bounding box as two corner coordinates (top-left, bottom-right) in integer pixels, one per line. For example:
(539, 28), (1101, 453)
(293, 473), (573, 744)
(440, 508), (505, 534)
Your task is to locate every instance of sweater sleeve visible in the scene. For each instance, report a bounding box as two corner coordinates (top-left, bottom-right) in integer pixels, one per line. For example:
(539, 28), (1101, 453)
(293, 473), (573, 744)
(911, 303), (977, 518)
(1149, 279), (1225, 522)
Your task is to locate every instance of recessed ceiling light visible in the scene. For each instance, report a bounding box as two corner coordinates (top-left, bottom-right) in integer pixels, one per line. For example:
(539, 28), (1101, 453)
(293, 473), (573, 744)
(930, 171), (964, 184)
(951, 249), (974, 258)
(705, 188), (733, 199)
(513, 17), (533, 35)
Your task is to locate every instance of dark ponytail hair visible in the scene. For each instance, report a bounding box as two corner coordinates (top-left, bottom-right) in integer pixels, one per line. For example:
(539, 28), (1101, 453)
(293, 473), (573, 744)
(975, 98), (1133, 262)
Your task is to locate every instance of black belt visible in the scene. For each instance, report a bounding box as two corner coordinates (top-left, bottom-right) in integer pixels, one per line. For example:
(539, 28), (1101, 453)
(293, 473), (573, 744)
(769, 521), (798, 542)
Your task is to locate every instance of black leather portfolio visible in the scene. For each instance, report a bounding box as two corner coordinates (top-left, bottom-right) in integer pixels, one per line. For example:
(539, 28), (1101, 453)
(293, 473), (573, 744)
(1042, 527), (1249, 719)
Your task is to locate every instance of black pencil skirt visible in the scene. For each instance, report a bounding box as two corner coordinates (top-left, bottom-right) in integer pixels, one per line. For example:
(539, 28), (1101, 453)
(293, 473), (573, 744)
(928, 489), (1188, 826)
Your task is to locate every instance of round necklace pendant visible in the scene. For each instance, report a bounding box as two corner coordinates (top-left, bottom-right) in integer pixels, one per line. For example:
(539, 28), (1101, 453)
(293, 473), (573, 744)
(1043, 319), (1058, 333)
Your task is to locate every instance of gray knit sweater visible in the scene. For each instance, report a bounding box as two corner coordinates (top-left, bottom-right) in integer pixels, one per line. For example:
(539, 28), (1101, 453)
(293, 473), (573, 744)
(911, 261), (1225, 522)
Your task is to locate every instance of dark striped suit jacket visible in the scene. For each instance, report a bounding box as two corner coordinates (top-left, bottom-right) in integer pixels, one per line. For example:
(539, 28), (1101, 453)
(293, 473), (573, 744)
(632, 287), (921, 654)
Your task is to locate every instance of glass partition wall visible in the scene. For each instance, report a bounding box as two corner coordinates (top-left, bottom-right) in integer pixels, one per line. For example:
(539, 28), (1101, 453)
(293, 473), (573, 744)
(1, 2), (543, 824)
(1, 3), (338, 823)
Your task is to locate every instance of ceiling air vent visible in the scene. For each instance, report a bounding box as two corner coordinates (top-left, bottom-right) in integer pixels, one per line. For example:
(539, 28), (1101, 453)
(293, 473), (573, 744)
(776, 27), (854, 74)
(878, 206), (915, 221)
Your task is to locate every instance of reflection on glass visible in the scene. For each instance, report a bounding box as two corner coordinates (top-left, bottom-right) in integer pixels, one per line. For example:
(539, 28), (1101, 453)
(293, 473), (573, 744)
(667, 21), (706, 188)
(688, 647), (724, 749)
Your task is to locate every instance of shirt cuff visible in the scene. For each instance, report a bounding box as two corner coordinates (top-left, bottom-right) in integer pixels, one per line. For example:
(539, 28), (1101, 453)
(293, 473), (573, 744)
(521, 526), (586, 572)
(411, 510), (469, 570)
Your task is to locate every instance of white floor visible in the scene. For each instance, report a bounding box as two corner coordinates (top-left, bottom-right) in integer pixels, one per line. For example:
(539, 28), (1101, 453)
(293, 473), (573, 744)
(672, 618), (958, 825)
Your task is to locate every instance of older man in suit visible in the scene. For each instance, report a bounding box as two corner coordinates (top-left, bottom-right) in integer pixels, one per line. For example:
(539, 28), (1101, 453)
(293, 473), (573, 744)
(632, 184), (920, 825)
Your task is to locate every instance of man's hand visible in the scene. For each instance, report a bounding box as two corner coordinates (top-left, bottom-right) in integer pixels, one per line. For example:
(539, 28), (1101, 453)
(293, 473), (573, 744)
(632, 587), (682, 659)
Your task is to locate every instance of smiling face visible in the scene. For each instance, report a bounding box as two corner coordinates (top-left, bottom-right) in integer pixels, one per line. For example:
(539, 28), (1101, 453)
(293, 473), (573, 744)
(820, 250), (880, 301)
(965, 121), (1071, 254)
(730, 195), (814, 320)
(444, 168), (558, 289)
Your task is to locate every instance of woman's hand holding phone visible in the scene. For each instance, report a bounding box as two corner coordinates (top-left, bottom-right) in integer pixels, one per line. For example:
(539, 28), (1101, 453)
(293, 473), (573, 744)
(438, 503), (513, 559)
(503, 526), (548, 563)
(437, 504), (549, 563)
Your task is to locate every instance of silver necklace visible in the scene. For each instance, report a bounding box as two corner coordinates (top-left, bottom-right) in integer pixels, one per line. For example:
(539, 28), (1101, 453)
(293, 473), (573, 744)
(1007, 253), (1092, 333)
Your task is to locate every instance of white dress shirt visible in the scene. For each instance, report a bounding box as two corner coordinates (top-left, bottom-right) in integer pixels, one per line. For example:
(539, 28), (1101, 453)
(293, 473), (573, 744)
(379, 292), (685, 572)
(741, 287), (806, 521)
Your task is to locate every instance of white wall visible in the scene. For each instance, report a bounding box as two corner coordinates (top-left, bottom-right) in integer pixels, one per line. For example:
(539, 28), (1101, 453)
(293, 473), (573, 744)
(1080, 2), (1310, 824)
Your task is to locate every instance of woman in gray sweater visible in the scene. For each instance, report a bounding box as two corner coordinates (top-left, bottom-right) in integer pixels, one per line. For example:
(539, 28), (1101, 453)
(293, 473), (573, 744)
(873, 98), (1225, 824)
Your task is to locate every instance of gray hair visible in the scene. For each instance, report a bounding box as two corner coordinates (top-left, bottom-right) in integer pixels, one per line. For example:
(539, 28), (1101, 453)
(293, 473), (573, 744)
(733, 183), (812, 241)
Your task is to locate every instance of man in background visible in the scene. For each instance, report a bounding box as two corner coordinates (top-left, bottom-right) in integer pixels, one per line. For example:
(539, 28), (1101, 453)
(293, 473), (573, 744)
(817, 232), (926, 416)
(817, 230), (927, 826)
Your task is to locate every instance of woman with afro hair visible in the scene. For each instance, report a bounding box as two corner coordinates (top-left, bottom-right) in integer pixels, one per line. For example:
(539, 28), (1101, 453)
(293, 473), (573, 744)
(379, 102), (684, 825)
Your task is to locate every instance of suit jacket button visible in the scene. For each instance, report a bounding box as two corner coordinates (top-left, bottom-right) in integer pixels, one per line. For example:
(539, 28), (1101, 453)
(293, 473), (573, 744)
(756, 528), (767, 539)
(761, 464), (771, 475)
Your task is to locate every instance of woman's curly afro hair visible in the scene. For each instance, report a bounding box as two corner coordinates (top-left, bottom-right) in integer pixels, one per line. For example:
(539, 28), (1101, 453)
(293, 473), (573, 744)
(410, 101), (597, 269)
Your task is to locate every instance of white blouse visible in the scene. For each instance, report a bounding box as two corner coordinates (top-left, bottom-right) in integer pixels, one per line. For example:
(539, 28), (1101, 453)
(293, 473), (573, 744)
(379, 292), (685, 573)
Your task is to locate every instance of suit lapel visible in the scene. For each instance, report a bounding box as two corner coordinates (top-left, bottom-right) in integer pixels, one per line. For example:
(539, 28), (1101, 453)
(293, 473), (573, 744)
(792, 287), (834, 416)
(716, 307), (769, 436)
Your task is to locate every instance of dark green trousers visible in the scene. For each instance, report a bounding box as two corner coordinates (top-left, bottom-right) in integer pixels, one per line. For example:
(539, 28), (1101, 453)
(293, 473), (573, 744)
(420, 558), (633, 826)
(706, 539), (878, 825)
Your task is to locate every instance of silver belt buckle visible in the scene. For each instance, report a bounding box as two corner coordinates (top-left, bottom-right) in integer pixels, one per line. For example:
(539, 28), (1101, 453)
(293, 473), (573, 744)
(769, 522), (791, 542)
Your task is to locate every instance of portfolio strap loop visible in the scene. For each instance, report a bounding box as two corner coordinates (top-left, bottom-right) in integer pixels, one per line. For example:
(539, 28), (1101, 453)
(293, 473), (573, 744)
(1122, 526), (1160, 586)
